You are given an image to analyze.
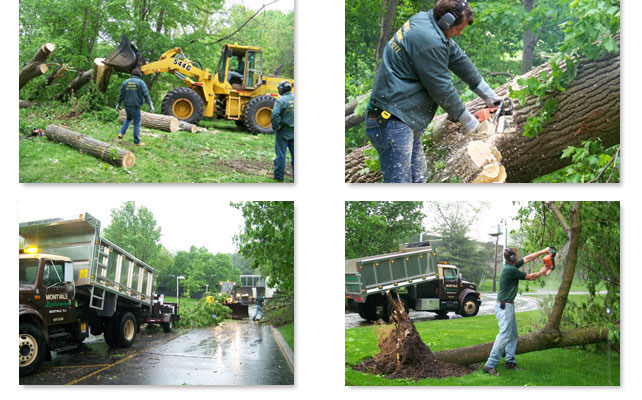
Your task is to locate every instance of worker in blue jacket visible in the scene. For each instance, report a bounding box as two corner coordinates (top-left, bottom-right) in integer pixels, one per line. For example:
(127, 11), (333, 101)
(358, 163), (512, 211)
(366, 0), (502, 183)
(271, 81), (294, 181)
(116, 68), (154, 146)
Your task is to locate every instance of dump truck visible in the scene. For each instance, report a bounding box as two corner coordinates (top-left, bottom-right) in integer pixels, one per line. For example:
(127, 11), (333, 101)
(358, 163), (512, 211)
(19, 213), (179, 376)
(104, 35), (294, 134)
(345, 242), (481, 322)
(218, 280), (249, 319)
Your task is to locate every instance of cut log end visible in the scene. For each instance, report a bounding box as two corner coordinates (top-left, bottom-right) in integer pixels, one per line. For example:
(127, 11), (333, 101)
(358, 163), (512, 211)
(121, 152), (136, 168)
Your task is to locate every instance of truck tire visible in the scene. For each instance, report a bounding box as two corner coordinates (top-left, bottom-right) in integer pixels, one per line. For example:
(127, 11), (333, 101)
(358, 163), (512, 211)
(161, 318), (173, 333)
(161, 87), (204, 125)
(242, 94), (276, 135)
(357, 302), (377, 322)
(461, 296), (480, 317)
(103, 319), (117, 347)
(19, 322), (46, 377)
(382, 296), (409, 323)
(114, 312), (137, 348)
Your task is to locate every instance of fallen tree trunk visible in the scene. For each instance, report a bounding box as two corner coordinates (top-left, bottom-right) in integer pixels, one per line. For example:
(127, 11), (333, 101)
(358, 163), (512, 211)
(178, 120), (198, 133)
(93, 58), (113, 92)
(19, 43), (55, 89)
(345, 93), (369, 130)
(42, 64), (69, 88)
(345, 40), (620, 183)
(433, 323), (616, 366)
(56, 69), (93, 100)
(118, 109), (178, 132)
(19, 100), (39, 109)
(44, 124), (136, 168)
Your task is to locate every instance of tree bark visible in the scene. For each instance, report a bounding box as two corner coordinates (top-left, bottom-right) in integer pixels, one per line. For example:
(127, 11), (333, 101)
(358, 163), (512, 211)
(44, 124), (136, 168)
(19, 100), (39, 109)
(433, 323), (616, 365)
(345, 41), (620, 183)
(56, 69), (93, 100)
(118, 109), (179, 132)
(93, 58), (113, 93)
(178, 120), (198, 133)
(41, 64), (69, 88)
(19, 43), (55, 89)
(374, 0), (399, 69)
(521, 0), (537, 74)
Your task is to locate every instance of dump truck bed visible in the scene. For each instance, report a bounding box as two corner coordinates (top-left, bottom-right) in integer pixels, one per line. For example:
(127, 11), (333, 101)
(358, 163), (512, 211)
(19, 213), (154, 308)
(345, 244), (438, 301)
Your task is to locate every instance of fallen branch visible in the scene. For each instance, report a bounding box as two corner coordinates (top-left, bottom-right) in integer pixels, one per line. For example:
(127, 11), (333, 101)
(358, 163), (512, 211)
(19, 43), (55, 89)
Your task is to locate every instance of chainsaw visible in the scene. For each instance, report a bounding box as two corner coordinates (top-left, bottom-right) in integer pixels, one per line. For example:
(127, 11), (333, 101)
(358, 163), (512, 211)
(473, 98), (515, 134)
(542, 246), (557, 275)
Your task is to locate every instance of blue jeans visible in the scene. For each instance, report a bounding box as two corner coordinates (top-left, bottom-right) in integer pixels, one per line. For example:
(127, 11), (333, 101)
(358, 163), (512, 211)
(485, 303), (519, 368)
(274, 131), (294, 180)
(253, 304), (264, 320)
(365, 118), (427, 183)
(120, 106), (142, 144)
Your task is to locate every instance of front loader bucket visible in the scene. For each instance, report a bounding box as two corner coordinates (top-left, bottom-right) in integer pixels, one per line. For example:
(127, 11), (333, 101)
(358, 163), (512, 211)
(104, 35), (144, 73)
(227, 303), (249, 319)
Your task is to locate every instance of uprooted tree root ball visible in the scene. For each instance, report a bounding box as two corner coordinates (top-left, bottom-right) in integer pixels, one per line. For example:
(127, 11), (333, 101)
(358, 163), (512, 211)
(352, 292), (473, 380)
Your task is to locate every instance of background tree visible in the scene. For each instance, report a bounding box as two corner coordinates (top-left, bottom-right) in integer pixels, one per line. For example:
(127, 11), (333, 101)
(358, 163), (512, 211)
(173, 246), (241, 296)
(345, 201), (424, 259)
(232, 201), (294, 292)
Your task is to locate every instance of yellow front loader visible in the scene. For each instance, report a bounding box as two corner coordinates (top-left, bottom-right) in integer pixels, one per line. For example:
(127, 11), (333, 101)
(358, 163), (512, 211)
(104, 35), (293, 134)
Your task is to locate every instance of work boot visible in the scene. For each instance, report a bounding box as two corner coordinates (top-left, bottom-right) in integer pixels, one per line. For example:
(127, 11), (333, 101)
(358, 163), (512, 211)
(135, 142), (145, 146)
(505, 362), (521, 370)
(118, 133), (124, 139)
(482, 365), (500, 376)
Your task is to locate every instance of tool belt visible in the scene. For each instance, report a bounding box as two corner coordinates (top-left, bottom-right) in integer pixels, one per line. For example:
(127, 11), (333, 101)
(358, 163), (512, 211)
(497, 300), (513, 309)
(367, 109), (400, 125)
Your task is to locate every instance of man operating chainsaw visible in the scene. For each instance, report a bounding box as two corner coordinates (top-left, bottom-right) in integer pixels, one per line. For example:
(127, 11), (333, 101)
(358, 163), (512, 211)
(482, 247), (552, 376)
(365, 0), (501, 183)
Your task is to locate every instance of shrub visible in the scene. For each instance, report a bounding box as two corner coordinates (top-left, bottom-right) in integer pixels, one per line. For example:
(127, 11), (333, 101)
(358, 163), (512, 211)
(176, 292), (232, 328)
(263, 291), (294, 327)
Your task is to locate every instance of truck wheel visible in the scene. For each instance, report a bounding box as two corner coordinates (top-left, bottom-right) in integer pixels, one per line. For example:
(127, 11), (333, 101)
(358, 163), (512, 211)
(357, 303), (378, 322)
(243, 94), (276, 135)
(461, 296), (480, 317)
(19, 322), (46, 377)
(114, 312), (138, 348)
(384, 297), (409, 323)
(161, 318), (173, 333)
(161, 87), (204, 125)
(103, 319), (117, 347)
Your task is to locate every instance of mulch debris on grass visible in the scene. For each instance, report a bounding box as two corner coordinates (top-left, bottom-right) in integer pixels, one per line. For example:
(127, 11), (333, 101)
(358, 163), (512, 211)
(352, 292), (473, 380)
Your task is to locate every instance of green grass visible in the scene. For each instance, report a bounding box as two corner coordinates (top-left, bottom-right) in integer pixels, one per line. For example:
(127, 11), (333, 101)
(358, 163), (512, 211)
(277, 323), (294, 351)
(345, 310), (619, 386)
(19, 103), (292, 183)
(478, 274), (604, 294)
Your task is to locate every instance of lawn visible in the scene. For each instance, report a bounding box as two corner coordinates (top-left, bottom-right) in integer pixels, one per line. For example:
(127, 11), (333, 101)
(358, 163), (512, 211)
(19, 103), (292, 183)
(277, 323), (294, 351)
(345, 309), (619, 386)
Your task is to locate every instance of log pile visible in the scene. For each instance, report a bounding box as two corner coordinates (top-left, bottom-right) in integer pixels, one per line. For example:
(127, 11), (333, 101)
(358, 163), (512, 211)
(45, 124), (136, 168)
(118, 109), (178, 132)
(19, 43), (55, 89)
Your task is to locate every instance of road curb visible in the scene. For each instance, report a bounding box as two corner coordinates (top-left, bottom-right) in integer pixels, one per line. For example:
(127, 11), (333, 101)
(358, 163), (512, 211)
(270, 324), (294, 372)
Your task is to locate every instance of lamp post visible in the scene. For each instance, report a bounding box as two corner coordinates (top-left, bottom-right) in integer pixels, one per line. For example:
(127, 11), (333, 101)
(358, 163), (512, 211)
(176, 275), (185, 308)
(488, 224), (503, 293)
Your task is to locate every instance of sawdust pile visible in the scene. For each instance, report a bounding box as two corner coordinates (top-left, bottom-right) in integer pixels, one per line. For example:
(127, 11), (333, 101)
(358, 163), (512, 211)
(352, 293), (473, 380)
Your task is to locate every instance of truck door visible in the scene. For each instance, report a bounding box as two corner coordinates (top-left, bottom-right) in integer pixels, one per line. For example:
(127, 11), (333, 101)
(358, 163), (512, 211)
(439, 267), (459, 301)
(41, 259), (76, 326)
(244, 50), (262, 90)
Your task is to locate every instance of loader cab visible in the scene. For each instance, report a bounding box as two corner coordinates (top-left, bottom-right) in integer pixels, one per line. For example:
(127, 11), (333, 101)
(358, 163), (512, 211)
(217, 44), (263, 91)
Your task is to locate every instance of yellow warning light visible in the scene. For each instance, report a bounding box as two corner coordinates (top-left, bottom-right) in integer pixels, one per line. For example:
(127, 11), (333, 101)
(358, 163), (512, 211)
(24, 247), (39, 254)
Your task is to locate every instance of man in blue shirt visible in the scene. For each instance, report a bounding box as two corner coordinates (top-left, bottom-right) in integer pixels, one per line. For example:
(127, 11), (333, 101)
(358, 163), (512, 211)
(366, 0), (501, 182)
(482, 247), (551, 376)
(116, 68), (154, 146)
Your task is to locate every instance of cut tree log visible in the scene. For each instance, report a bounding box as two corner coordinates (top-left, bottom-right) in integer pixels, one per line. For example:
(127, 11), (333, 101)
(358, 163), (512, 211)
(118, 109), (178, 132)
(93, 58), (113, 92)
(178, 120), (198, 133)
(42, 64), (69, 88)
(345, 36), (620, 183)
(19, 100), (39, 109)
(44, 124), (136, 168)
(19, 43), (55, 89)
(55, 69), (93, 100)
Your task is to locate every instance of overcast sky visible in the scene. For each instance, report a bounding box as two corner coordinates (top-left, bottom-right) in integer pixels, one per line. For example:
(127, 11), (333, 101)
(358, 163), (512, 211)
(17, 201), (244, 255)
(227, 0), (294, 12)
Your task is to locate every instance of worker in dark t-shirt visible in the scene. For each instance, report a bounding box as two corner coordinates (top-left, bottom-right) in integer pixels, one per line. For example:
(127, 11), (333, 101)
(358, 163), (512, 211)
(482, 246), (551, 376)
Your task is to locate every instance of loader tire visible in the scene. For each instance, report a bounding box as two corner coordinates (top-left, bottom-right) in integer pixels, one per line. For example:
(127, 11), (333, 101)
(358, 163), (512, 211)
(161, 87), (204, 125)
(243, 94), (276, 135)
(113, 312), (137, 348)
(461, 296), (480, 317)
(19, 322), (46, 377)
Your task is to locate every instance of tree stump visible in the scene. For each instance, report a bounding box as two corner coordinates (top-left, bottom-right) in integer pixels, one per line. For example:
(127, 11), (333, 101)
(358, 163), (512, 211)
(19, 43), (55, 89)
(118, 109), (179, 132)
(44, 124), (136, 168)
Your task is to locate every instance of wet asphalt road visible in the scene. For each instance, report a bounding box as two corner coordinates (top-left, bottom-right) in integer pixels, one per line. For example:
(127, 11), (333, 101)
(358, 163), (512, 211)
(345, 292), (541, 329)
(20, 318), (293, 385)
